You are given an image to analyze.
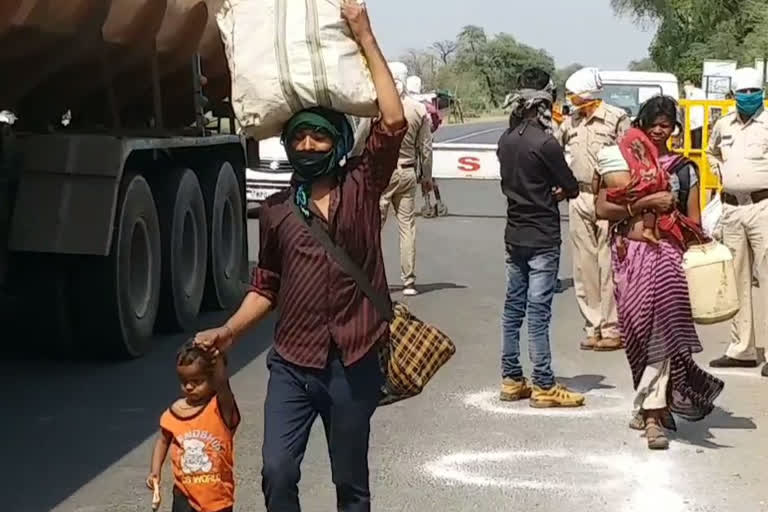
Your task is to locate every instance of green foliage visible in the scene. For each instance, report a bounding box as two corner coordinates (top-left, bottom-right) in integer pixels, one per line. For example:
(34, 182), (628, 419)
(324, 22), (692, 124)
(612, 0), (768, 82)
(402, 25), (555, 114)
(628, 57), (659, 71)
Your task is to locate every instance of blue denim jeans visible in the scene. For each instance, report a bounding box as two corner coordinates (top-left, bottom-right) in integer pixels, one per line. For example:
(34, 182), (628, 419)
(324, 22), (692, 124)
(501, 244), (560, 389)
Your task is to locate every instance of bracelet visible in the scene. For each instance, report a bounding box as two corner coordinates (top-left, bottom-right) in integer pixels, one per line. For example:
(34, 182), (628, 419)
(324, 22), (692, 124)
(627, 204), (634, 217)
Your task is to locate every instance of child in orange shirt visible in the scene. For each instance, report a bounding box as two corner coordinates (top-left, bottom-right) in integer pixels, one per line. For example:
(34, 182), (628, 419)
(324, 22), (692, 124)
(147, 340), (240, 512)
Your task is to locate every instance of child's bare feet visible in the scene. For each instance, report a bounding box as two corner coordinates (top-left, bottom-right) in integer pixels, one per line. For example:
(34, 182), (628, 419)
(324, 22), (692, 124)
(642, 228), (659, 244)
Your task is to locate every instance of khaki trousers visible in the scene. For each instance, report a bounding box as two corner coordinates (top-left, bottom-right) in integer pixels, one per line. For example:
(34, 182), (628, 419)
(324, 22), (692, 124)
(634, 360), (671, 411)
(721, 201), (768, 361)
(569, 192), (619, 339)
(380, 167), (417, 287)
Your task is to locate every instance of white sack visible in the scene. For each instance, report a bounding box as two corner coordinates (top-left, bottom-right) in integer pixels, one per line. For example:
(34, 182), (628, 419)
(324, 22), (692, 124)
(217, 0), (379, 140)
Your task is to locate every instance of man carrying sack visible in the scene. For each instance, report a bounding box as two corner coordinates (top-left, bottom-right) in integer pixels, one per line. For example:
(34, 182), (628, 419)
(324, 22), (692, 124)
(194, 3), (453, 510)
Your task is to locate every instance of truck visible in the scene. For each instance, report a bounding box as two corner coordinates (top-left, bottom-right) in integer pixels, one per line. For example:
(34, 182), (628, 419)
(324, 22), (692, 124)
(0, 0), (253, 358)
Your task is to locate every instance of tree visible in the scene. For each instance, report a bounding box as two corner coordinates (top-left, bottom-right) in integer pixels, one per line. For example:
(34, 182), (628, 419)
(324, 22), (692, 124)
(432, 40), (458, 65)
(611, 0), (765, 81)
(628, 57), (658, 71)
(456, 25), (497, 106)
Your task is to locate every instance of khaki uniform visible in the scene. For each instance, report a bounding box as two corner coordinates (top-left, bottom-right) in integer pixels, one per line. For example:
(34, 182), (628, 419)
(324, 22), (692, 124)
(558, 103), (630, 340)
(708, 109), (768, 362)
(377, 96), (433, 287)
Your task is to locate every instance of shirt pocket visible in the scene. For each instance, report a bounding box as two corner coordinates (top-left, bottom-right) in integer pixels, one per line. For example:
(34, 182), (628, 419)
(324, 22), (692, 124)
(588, 129), (613, 159)
(719, 137), (735, 161)
(744, 130), (768, 160)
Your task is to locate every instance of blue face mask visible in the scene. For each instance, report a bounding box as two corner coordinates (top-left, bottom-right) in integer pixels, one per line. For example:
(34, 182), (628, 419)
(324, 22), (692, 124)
(735, 90), (764, 118)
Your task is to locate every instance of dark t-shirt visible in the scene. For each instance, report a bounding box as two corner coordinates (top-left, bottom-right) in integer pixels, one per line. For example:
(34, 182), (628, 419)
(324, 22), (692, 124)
(497, 122), (579, 248)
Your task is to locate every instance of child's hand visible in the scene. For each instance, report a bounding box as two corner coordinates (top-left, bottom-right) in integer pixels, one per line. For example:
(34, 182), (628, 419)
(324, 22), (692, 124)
(146, 475), (161, 510)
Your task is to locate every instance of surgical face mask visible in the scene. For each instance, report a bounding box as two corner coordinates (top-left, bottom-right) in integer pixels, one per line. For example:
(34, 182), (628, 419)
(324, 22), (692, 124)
(735, 90), (764, 118)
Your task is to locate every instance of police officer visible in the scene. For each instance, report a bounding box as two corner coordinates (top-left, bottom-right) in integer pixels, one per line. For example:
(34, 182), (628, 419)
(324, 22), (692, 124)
(558, 68), (630, 351)
(708, 67), (768, 377)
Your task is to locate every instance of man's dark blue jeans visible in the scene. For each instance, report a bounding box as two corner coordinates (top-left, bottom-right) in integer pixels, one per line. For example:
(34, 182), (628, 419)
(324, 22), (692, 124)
(261, 347), (382, 512)
(501, 244), (560, 389)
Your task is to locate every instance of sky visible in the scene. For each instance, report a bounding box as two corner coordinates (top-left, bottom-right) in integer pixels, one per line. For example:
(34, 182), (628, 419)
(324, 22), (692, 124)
(367, 0), (656, 70)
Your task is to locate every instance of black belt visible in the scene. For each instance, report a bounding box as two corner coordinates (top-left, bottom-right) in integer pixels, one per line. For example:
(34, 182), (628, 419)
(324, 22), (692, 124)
(722, 189), (768, 206)
(578, 182), (594, 194)
(399, 163), (415, 169)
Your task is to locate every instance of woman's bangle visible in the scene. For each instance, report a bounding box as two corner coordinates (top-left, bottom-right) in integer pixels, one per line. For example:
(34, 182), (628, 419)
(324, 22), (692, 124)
(627, 204), (634, 217)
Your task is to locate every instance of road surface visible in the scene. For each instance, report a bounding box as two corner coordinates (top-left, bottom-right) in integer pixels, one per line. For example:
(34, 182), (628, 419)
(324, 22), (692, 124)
(2, 182), (767, 512)
(435, 121), (506, 145)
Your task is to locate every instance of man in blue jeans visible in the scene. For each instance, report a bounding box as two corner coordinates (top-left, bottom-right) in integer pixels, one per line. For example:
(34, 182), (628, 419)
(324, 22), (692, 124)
(497, 68), (585, 408)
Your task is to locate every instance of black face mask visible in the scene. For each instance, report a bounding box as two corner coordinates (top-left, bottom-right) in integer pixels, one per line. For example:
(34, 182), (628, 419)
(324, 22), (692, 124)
(286, 148), (336, 183)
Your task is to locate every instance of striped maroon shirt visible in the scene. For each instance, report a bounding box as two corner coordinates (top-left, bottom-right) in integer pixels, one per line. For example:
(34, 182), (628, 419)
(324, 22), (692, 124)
(251, 120), (406, 369)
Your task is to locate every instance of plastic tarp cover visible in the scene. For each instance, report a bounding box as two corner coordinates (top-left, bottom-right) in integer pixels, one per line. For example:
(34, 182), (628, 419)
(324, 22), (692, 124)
(217, 0), (379, 140)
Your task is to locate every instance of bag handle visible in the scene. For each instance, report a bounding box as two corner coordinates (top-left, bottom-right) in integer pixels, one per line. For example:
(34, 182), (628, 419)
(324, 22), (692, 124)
(290, 198), (394, 321)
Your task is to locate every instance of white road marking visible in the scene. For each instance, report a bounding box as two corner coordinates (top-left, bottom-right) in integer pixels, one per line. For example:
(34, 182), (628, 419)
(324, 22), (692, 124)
(424, 449), (688, 511)
(710, 368), (764, 379)
(439, 127), (504, 144)
(424, 450), (623, 490)
(463, 389), (627, 417)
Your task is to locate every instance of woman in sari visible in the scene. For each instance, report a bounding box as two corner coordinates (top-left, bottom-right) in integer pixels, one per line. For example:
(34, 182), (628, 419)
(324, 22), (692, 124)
(594, 96), (724, 450)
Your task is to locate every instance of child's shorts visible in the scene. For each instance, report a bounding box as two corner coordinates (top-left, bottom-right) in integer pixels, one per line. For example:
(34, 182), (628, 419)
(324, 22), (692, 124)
(172, 487), (233, 512)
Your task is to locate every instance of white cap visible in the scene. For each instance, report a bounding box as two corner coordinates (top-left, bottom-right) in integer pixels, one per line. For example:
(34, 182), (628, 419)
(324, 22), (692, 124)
(565, 67), (603, 96)
(406, 76), (422, 95)
(732, 67), (764, 92)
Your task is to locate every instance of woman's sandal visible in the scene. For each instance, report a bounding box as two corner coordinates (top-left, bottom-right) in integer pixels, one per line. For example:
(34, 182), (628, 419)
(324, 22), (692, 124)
(644, 420), (670, 450)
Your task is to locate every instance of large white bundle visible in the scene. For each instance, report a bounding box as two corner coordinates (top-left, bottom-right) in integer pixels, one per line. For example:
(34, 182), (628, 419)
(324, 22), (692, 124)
(217, 0), (379, 140)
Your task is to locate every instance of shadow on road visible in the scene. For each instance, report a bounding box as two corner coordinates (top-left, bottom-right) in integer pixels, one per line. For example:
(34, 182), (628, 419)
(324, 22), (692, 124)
(555, 278), (574, 294)
(389, 282), (467, 296)
(557, 374), (616, 393)
(0, 309), (275, 512)
(673, 407), (758, 450)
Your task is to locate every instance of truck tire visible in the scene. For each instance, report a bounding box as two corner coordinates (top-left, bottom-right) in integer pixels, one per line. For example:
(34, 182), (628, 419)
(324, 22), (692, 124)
(101, 173), (162, 358)
(199, 161), (245, 310)
(155, 168), (208, 332)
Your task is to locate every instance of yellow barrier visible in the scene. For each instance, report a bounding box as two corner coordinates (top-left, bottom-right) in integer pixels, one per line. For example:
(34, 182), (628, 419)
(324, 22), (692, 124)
(675, 99), (768, 208)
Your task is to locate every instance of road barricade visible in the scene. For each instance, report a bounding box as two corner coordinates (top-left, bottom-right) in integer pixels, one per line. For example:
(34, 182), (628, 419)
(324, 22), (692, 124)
(676, 98), (768, 208)
(432, 143), (500, 180)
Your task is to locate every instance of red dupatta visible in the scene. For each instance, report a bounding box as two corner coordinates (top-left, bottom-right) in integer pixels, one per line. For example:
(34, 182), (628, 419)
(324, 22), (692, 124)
(609, 128), (706, 247)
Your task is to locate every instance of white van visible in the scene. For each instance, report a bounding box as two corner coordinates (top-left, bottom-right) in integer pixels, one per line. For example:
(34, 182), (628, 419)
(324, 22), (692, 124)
(596, 71), (680, 118)
(245, 136), (292, 215)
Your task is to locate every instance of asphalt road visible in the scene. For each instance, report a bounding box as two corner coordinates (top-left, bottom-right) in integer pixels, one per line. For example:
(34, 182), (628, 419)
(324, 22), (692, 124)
(434, 121), (507, 145)
(3, 181), (767, 512)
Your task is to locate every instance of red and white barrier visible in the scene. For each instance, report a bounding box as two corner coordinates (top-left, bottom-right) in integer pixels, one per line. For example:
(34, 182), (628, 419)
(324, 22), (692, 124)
(433, 143), (500, 180)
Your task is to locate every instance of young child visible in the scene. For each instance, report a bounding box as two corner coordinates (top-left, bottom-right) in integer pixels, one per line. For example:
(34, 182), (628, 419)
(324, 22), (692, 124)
(147, 340), (240, 512)
(605, 127), (668, 244)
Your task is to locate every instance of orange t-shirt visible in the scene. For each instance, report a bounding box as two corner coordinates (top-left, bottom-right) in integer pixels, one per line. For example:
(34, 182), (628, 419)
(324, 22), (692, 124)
(160, 397), (239, 512)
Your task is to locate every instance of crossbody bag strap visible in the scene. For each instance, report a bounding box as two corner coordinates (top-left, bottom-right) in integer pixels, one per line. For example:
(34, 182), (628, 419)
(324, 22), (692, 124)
(290, 199), (394, 321)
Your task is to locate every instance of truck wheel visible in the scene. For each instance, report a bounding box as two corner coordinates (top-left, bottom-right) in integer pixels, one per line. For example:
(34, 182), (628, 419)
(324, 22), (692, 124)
(199, 161), (245, 310)
(155, 168), (208, 332)
(100, 174), (162, 358)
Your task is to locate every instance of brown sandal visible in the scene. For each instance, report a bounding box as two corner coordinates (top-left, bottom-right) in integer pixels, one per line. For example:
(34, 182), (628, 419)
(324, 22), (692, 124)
(644, 419), (670, 450)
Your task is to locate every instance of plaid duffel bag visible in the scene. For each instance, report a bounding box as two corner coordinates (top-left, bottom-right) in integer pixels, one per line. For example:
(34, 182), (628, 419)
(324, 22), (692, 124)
(290, 199), (456, 406)
(378, 302), (456, 405)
